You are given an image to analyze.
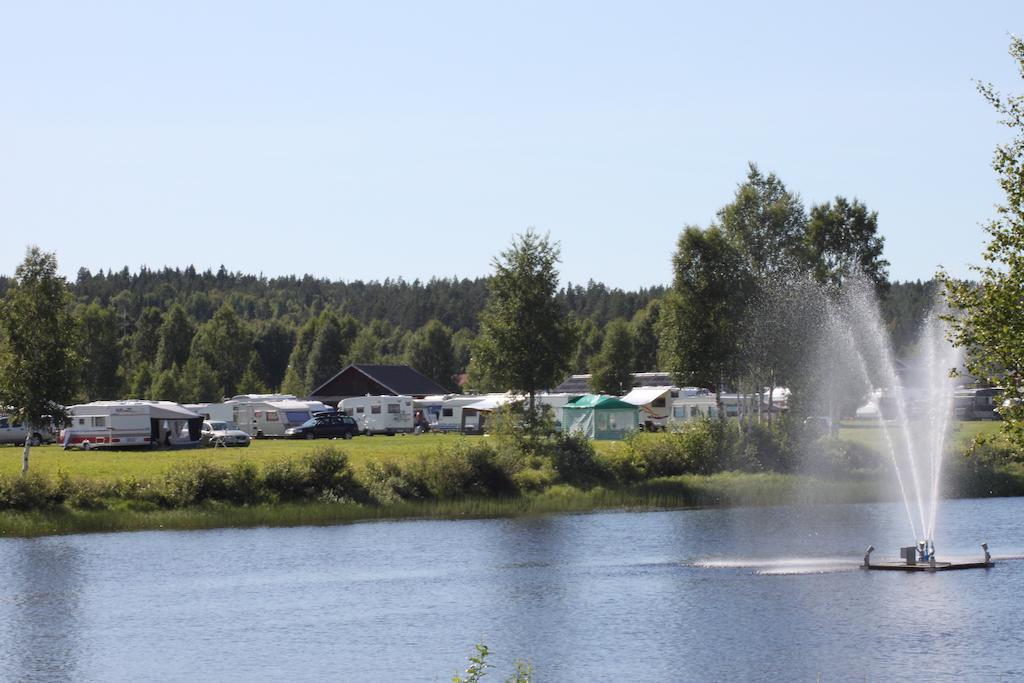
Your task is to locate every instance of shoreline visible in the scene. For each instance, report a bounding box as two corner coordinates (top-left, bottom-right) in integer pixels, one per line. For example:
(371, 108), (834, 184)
(0, 471), (980, 538)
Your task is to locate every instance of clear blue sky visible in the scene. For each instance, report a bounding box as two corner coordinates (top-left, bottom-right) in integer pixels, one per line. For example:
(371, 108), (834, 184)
(1, 1), (1020, 290)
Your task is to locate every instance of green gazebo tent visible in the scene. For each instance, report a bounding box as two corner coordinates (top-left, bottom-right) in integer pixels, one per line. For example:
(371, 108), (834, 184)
(561, 394), (639, 440)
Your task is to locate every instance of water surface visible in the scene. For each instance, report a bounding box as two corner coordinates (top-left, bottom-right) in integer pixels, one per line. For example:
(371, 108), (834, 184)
(2, 498), (1022, 681)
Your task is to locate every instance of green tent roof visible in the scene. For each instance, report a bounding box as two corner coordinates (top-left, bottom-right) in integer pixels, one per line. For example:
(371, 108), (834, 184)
(564, 394), (637, 410)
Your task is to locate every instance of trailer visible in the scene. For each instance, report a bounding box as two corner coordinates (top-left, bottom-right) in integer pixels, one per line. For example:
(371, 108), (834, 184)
(338, 395), (415, 435)
(420, 395), (489, 434)
(189, 394), (332, 438)
(458, 393), (576, 434)
(620, 386), (678, 431)
(62, 400), (203, 450)
(668, 393), (719, 426)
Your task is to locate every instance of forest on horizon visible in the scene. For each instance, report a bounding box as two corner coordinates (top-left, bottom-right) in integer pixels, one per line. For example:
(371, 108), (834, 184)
(0, 263), (941, 405)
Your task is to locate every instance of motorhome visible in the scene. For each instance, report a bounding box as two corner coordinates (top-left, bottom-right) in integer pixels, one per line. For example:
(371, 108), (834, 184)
(338, 395), (415, 435)
(61, 400), (204, 450)
(190, 394), (332, 438)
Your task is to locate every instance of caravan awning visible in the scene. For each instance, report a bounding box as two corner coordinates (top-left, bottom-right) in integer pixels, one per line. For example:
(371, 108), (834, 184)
(146, 402), (203, 420)
(462, 395), (513, 412)
(619, 386), (674, 406)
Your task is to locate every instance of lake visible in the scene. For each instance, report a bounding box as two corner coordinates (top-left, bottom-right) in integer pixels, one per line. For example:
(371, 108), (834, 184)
(2, 497), (1022, 681)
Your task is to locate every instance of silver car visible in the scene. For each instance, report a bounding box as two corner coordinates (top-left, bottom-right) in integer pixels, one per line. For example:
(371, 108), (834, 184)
(201, 420), (252, 447)
(0, 415), (56, 446)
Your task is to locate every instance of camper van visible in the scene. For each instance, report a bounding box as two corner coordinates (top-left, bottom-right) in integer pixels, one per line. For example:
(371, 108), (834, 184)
(192, 395), (332, 438)
(339, 395), (415, 435)
(62, 400), (204, 450)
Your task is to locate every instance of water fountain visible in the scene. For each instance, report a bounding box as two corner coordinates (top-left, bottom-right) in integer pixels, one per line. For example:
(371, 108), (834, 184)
(828, 280), (994, 571)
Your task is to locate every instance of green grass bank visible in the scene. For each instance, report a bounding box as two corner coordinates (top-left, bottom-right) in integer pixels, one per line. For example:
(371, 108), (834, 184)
(0, 421), (1019, 538)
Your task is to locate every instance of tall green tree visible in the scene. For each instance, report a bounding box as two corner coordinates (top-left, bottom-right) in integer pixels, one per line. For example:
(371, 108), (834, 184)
(154, 304), (195, 371)
(181, 356), (223, 403)
(806, 196), (889, 290)
(347, 319), (404, 365)
(661, 226), (752, 403)
(76, 302), (123, 400)
(588, 319), (635, 395)
(281, 317), (320, 395)
(719, 163), (807, 278)
(306, 311), (357, 390)
(473, 230), (578, 415)
(716, 164), (807, 408)
(631, 299), (662, 372)
(0, 247), (79, 472)
(451, 328), (475, 377)
(129, 306), (163, 368)
(189, 304), (254, 397)
(347, 326), (383, 364)
(404, 319), (457, 391)
(572, 317), (603, 374)
(152, 363), (185, 403)
(254, 320), (295, 391)
(944, 36), (1024, 446)
(129, 363), (154, 399)
(236, 352), (269, 395)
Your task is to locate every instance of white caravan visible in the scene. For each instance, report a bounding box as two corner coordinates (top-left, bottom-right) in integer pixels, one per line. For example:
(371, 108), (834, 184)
(62, 400), (204, 450)
(339, 395), (415, 435)
(413, 395), (447, 428)
(668, 393), (719, 426)
(420, 395), (488, 434)
(620, 386), (679, 431)
(459, 392), (576, 434)
(191, 394), (331, 438)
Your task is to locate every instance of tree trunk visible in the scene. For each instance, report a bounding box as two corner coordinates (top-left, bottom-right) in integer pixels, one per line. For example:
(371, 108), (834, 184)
(767, 379), (775, 426)
(715, 376), (725, 422)
(22, 432), (31, 474)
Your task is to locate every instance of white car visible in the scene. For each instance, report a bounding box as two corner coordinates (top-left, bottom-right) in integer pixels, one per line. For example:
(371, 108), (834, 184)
(201, 420), (252, 447)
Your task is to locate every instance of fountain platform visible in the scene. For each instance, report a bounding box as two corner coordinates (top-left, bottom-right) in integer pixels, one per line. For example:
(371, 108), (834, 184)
(862, 544), (994, 571)
(864, 560), (994, 572)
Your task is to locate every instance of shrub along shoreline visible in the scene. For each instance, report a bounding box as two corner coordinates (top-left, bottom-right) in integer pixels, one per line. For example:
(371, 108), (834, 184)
(2, 420), (1021, 538)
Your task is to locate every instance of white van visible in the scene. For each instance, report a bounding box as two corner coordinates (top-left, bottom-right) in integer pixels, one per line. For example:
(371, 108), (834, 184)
(339, 395), (415, 435)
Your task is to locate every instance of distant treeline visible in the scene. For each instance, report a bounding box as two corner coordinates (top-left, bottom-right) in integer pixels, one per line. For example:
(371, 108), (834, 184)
(0, 266), (938, 404)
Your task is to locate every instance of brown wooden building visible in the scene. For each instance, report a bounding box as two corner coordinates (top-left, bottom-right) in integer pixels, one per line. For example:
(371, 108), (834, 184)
(309, 364), (449, 406)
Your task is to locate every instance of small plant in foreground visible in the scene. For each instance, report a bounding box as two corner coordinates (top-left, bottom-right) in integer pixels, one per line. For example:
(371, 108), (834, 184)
(452, 643), (531, 683)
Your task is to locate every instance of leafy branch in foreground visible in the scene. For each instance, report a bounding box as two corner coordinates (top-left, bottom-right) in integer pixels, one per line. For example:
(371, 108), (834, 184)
(452, 643), (532, 683)
(943, 36), (1024, 448)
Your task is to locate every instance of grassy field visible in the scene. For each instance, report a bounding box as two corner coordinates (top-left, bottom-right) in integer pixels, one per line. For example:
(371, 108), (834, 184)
(0, 420), (1004, 482)
(837, 419), (1004, 451)
(0, 433), (496, 480)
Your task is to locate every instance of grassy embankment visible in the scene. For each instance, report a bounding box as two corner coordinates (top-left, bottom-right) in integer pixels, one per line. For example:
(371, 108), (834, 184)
(0, 421), (1013, 537)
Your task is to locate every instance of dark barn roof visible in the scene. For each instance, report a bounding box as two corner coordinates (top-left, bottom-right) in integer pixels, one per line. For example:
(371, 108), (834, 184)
(309, 364), (449, 404)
